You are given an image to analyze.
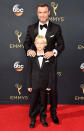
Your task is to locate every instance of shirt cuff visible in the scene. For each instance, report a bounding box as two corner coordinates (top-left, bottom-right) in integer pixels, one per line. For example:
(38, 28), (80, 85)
(53, 49), (58, 57)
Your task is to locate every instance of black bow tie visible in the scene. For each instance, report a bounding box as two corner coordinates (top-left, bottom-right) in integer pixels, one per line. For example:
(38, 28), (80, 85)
(37, 55), (44, 57)
(40, 24), (47, 30)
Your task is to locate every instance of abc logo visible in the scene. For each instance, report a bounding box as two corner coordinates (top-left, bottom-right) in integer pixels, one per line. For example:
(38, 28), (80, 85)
(80, 63), (84, 72)
(13, 4), (24, 16)
(14, 61), (24, 71)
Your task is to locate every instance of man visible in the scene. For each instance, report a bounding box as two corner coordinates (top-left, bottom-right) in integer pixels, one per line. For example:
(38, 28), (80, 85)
(24, 3), (64, 124)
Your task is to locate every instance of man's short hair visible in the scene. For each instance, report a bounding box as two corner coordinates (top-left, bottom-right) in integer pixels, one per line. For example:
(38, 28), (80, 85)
(37, 3), (49, 10)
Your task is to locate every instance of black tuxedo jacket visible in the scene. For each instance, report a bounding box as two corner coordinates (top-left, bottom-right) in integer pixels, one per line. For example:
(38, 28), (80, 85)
(27, 56), (55, 90)
(24, 21), (64, 55)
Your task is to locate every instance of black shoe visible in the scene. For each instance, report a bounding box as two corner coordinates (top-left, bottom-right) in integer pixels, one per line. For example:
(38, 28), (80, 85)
(50, 108), (59, 124)
(51, 115), (59, 124)
(29, 119), (36, 128)
(40, 118), (48, 127)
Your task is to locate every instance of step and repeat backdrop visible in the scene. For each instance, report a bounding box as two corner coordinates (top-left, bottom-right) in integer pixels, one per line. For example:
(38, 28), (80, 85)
(0, 0), (84, 104)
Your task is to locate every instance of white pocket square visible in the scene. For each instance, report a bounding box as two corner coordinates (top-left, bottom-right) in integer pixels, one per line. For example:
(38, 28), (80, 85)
(45, 60), (49, 63)
(50, 35), (54, 38)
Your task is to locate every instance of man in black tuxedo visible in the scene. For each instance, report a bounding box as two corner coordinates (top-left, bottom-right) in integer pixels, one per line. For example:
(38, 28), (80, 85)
(24, 3), (64, 124)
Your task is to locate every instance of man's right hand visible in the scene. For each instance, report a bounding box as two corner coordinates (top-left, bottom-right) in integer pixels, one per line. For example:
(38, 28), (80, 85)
(28, 88), (32, 92)
(46, 88), (51, 91)
(27, 50), (36, 57)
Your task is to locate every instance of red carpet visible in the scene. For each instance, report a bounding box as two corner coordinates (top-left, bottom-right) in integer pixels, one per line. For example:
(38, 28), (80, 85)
(0, 105), (84, 131)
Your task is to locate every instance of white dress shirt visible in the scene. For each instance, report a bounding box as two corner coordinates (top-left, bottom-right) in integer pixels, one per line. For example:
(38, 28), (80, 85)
(37, 52), (44, 68)
(38, 21), (58, 57)
(38, 21), (49, 37)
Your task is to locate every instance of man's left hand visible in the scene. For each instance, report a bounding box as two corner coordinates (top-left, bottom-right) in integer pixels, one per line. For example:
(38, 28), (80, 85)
(44, 51), (54, 59)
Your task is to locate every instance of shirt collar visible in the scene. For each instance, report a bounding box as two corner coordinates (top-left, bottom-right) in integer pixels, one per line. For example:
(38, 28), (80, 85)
(39, 21), (49, 26)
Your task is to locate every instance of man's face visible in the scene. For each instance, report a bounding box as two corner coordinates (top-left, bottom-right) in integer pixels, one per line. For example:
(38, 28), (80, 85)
(35, 39), (46, 51)
(37, 6), (50, 23)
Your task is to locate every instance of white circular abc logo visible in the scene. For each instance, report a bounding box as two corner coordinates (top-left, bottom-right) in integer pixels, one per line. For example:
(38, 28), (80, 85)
(80, 63), (84, 69)
(13, 4), (24, 16)
(14, 61), (24, 71)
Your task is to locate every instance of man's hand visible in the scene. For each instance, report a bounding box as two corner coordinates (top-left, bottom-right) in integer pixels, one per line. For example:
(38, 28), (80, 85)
(27, 50), (36, 57)
(28, 88), (32, 92)
(46, 88), (51, 91)
(44, 51), (54, 59)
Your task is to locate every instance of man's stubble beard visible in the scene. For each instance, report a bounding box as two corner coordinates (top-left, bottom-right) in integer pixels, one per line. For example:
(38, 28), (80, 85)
(39, 17), (49, 24)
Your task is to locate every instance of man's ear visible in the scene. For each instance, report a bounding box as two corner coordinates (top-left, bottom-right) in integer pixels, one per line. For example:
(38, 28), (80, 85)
(48, 10), (50, 16)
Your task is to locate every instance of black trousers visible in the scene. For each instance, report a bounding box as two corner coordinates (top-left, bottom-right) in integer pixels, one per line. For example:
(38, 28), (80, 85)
(29, 61), (58, 119)
(29, 88), (47, 120)
(48, 60), (58, 109)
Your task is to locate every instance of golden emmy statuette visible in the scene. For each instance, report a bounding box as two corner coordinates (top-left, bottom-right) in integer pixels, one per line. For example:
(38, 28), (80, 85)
(51, 2), (58, 16)
(15, 30), (22, 43)
(15, 84), (22, 95)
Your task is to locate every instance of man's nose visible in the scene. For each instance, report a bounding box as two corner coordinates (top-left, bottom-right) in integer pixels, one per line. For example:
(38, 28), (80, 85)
(41, 13), (44, 16)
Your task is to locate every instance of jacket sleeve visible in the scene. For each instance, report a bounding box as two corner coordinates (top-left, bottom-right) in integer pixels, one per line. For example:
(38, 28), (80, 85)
(23, 25), (33, 53)
(55, 25), (64, 56)
(27, 56), (32, 89)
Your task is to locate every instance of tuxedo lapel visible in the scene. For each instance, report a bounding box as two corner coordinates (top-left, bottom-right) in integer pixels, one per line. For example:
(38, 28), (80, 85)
(41, 58), (49, 69)
(45, 21), (52, 42)
(35, 56), (40, 68)
(35, 56), (45, 69)
(41, 58), (45, 69)
(34, 22), (39, 39)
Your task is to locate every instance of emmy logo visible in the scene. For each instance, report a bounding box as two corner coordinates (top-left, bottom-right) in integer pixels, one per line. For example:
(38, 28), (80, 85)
(77, 45), (84, 50)
(80, 84), (84, 94)
(51, 2), (58, 16)
(15, 84), (22, 95)
(15, 30), (22, 43)
(57, 72), (62, 77)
